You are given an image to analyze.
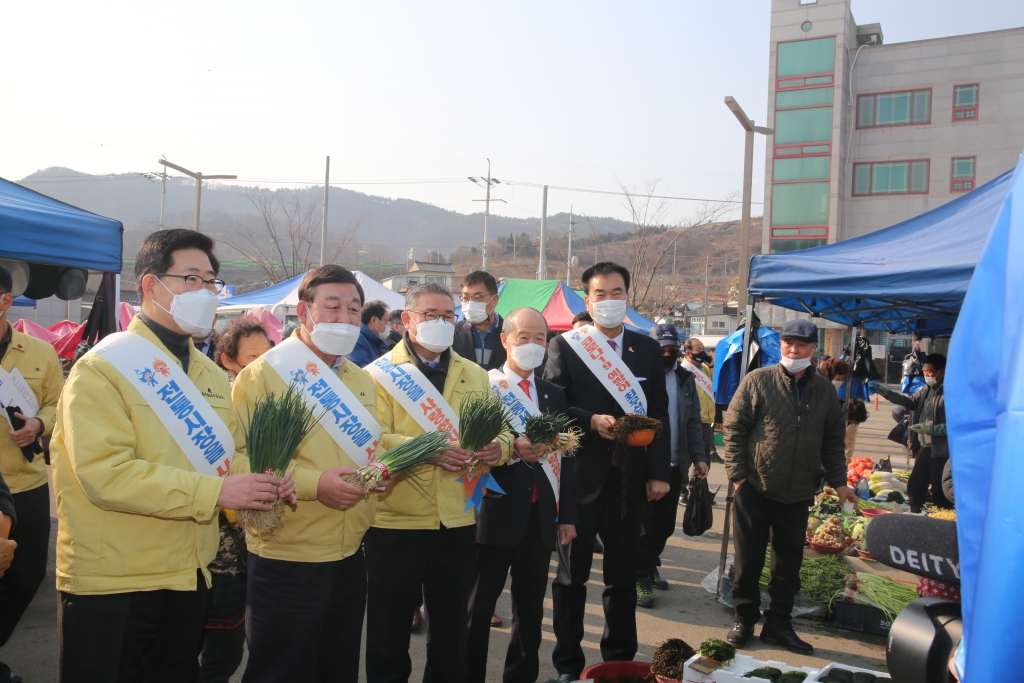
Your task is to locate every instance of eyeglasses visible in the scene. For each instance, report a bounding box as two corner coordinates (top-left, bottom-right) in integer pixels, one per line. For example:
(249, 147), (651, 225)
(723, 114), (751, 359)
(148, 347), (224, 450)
(460, 293), (495, 304)
(158, 273), (226, 294)
(408, 310), (456, 324)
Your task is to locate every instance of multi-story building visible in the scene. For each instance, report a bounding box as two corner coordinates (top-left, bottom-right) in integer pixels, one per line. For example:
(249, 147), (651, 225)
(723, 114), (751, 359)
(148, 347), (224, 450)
(381, 260), (455, 293)
(763, 0), (1024, 254)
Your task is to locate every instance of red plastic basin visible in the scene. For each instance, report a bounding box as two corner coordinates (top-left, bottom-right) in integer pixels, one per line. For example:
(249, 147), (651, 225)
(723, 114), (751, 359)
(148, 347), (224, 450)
(580, 660), (653, 682)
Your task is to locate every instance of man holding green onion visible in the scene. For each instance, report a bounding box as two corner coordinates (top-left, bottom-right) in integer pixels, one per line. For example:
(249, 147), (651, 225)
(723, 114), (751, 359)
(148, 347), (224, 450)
(365, 281), (515, 683)
(232, 265), (388, 683)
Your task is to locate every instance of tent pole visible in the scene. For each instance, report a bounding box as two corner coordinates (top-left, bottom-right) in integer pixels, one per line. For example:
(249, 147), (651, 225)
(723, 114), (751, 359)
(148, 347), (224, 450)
(717, 298), (755, 598)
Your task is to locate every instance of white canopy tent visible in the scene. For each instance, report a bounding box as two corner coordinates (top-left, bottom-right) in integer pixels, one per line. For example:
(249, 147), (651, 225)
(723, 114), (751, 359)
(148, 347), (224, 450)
(218, 271), (406, 322)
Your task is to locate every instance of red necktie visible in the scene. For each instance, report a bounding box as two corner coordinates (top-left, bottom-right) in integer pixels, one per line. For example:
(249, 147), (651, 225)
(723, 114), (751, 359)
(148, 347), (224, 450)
(519, 379), (538, 503)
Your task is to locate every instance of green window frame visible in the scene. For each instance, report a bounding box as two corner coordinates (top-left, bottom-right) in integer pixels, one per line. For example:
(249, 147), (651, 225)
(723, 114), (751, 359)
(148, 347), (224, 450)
(776, 87), (834, 109)
(853, 161), (929, 196)
(773, 156), (831, 182)
(771, 182), (830, 226)
(857, 90), (931, 127)
(774, 107), (833, 144)
(777, 37), (836, 79)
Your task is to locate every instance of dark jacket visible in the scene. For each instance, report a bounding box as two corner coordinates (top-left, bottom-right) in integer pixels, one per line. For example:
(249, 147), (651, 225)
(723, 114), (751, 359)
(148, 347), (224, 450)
(383, 329), (403, 350)
(669, 365), (706, 468)
(724, 363), (847, 504)
(452, 315), (506, 371)
(0, 470), (14, 532)
(542, 329), (670, 507)
(349, 323), (387, 368)
(477, 375), (577, 550)
(877, 383), (947, 459)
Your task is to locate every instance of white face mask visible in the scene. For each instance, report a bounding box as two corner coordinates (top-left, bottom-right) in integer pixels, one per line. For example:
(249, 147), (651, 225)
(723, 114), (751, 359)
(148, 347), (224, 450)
(591, 299), (628, 328)
(303, 314), (360, 357)
(779, 355), (812, 373)
(462, 299), (491, 324)
(509, 343), (546, 371)
(155, 278), (220, 336)
(194, 327), (214, 341)
(381, 324), (392, 340)
(925, 376), (938, 386)
(414, 318), (455, 353)
(832, 379), (845, 388)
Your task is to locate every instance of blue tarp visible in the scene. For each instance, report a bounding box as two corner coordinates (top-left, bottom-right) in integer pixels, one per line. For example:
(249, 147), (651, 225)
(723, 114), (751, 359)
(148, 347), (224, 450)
(945, 155), (1024, 680)
(0, 177), (123, 272)
(748, 169), (1014, 336)
(218, 273), (304, 308)
(713, 325), (780, 405)
(12, 296), (34, 308)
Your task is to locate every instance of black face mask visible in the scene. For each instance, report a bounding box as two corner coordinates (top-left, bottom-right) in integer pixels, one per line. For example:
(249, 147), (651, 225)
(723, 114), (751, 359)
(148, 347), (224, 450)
(690, 351), (710, 365)
(663, 350), (679, 369)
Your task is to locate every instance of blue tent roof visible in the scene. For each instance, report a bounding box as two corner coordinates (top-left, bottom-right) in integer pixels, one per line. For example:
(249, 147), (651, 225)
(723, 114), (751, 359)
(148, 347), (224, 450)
(0, 177), (123, 272)
(219, 273), (304, 308)
(945, 155), (1024, 680)
(12, 296), (35, 308)
(748, 169), (1014, 336)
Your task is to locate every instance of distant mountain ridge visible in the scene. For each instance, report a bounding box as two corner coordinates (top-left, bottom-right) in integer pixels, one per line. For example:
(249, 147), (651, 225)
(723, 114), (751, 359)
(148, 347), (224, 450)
(16, 167), (638, 259)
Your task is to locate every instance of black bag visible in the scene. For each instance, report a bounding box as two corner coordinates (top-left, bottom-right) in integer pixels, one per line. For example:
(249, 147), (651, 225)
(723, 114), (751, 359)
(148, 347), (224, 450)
(682, 475), (714, 537)
(887, 419), (910, 447)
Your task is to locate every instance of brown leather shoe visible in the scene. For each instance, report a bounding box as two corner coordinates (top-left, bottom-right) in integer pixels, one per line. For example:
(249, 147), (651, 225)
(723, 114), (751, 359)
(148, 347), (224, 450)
(411, 608), (423, 631)
(490, 614), (503, 628)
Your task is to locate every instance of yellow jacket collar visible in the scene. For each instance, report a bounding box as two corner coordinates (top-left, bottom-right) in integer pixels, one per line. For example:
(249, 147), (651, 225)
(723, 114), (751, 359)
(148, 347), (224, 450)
(390, 339), (466, 394)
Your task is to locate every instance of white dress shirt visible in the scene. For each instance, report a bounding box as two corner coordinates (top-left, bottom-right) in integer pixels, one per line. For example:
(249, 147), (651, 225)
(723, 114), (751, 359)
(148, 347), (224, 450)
(594, 325), (625, 358)
(501, 363), (537, 404)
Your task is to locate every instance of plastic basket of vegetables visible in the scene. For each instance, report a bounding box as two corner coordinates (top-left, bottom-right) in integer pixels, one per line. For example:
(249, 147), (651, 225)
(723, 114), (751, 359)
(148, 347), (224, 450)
(612, 413), (663, 448)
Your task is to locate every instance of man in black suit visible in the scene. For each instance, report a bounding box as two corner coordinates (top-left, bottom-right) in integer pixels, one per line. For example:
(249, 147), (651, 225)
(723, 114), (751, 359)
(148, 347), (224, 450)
(453, 270), (506, 371)
(466, 307), (577, 683)
(383, 309), (405, 350)
(192, 314), (218, 360)
(542, 262), (670, 682)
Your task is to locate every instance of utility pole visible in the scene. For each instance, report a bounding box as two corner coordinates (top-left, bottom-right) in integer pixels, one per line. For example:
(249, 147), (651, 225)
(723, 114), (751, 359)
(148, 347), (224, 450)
(158, 160), (236, 232)
(702, 254), (709, 335)
(512, 232), (516, 263)
(159, 155), (167, 229)
(320, 156), (330, 266)
(672, 243), (677, 276)
(566, 206), (575, 287)
(537, 185), (548, 279)
(468, 158), (503, 270)
(724, 97), (773, 312)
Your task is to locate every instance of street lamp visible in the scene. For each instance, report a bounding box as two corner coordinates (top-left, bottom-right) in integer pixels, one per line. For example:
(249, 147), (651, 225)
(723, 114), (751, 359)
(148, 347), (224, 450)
(158, 159), (237, 232)
(723, 97), (772, 308)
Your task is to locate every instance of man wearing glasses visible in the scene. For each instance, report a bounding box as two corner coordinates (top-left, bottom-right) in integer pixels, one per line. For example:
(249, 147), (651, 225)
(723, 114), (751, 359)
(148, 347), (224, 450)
(364, 282), (514, 683)
(453, 270), (506, 371)
(51, 230), (293, 682)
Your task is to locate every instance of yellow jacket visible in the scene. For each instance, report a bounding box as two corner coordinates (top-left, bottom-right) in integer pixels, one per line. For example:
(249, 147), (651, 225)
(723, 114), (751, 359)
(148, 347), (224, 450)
(371, 341), (514, 530)
(231, 353), (382, 562)
(1, 324), (63, 493)
(688, 361), (715, 424)
(51, 317), (238, 595)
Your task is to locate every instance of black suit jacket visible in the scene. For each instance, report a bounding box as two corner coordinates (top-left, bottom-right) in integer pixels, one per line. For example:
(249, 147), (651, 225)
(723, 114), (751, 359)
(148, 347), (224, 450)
(542, 328), (670, 507)
(476, 375), (577, 550)
(452, 315), (507, 371)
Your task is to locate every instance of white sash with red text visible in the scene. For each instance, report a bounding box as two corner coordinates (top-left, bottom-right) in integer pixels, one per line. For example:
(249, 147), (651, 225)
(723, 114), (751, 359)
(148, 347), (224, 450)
(488, 369), (562, 508)
(89, 332), (234, 477)
(262, 337), (381, 467)
(681, 359), (715, 401)
(366, 352), (460, 441)
(561, 325), (648, 415)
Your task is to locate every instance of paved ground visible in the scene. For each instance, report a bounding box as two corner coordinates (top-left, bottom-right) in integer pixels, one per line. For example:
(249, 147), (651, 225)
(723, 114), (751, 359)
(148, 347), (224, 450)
(2, 398), (907, 682)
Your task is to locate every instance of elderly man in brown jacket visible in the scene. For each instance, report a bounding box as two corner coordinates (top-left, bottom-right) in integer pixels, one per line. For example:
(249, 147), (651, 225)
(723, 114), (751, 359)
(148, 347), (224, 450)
(723, 320), (855, 654)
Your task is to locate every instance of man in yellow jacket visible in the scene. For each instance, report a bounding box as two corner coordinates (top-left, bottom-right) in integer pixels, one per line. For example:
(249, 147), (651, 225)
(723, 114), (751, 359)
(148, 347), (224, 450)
(51, 230), (294, 683)
(232, 265), (389, 683)
(0, 266), (63, 683)
(681, 338), (718, 473)
(364, 281), (514, 683)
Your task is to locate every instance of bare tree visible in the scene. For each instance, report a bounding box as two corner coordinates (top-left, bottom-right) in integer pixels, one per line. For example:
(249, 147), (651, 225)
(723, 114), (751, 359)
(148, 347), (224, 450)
(620, 178), (739, 313)
(225, 187), (366, 283)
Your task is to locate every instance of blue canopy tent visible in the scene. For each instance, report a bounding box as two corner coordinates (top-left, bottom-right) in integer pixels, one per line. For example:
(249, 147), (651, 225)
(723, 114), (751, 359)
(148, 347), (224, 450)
(0, 177), (123, 272)
(713, 325), (781, 405)
(945, 156), (1024, 680)
(747, 169), (1014, 336)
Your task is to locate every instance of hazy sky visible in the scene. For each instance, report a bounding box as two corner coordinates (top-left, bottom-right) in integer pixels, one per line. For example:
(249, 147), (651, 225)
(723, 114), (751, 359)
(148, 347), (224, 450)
(2, 1), (1021, 226)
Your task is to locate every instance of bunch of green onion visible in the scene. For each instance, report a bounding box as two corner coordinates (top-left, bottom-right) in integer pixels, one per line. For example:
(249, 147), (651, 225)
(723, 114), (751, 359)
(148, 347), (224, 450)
(237, 384), (321, 536)
(847, 571), (920, 620)
(344, 430), (452, 493)
(458, 392), (511, 453)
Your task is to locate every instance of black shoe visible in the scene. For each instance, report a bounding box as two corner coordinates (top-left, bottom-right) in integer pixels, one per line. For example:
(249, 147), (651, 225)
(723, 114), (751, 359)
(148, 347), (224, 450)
(726, 622), (755, 647)
(760, 623), (813, 654)
(678, 490), (689, 507)
(593, 538), (604, 554)
(10, 676), (22, 683)
(711, 454), (725, 464)
(557, 675), (576, 683)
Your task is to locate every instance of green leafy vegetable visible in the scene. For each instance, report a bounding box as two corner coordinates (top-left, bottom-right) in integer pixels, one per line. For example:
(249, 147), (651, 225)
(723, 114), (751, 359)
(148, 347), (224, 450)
(744, 666), (783, 680)
(343, 430), (452, 492)
(459, 392), (511, 452)
(697, 638), (736, 663)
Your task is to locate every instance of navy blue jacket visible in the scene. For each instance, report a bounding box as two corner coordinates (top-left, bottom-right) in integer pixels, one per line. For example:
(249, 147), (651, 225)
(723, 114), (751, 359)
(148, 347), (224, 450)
(348, 323), (387, 368)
